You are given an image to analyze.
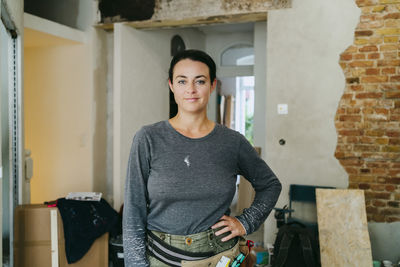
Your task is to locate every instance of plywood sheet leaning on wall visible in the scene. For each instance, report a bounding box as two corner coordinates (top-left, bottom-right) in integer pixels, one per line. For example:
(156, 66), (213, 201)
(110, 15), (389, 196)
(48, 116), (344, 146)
(316, 189), (373, 267)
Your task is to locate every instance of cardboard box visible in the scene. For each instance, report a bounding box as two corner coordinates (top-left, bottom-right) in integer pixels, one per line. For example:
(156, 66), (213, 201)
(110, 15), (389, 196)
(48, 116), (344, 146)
(14, 204), (108, 267)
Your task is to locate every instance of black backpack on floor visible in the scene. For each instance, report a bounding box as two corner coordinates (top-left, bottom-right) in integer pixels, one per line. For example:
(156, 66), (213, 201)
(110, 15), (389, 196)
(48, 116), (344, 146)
(272, 221), (321, 267)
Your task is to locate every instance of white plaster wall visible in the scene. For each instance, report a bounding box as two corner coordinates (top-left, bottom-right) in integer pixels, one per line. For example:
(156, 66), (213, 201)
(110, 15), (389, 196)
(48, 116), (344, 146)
(113, 25), (205, 209)
(264, 0), (360, 244)
(253, 21), (267, 157)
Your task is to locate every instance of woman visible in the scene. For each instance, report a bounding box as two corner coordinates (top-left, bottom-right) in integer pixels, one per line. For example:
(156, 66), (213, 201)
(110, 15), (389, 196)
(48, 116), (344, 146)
(123, 49), (281, 267)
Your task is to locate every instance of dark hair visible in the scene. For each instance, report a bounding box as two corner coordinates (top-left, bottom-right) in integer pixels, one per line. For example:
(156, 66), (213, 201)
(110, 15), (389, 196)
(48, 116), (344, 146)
(168, 49), (216, 83)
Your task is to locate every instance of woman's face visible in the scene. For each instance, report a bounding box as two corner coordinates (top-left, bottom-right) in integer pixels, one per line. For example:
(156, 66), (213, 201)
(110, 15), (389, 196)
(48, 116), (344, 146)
(168, 59), (216, 115)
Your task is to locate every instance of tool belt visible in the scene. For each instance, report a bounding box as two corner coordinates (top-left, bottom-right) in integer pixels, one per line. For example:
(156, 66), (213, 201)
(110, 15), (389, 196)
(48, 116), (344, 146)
(147, 230), (215, 266)
(147, 230), (253, 267)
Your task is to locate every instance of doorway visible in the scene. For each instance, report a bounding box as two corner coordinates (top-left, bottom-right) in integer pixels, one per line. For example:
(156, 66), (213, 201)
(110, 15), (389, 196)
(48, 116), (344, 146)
(24, 15), (92, 204)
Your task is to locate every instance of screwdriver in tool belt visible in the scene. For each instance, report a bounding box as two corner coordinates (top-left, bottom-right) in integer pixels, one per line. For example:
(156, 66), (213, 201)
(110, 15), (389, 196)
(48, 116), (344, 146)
(230, 253), (245, 267)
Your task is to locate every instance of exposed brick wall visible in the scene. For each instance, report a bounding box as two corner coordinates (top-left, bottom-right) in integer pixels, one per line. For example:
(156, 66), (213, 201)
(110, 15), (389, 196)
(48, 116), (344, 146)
(335, 0), (400, 222)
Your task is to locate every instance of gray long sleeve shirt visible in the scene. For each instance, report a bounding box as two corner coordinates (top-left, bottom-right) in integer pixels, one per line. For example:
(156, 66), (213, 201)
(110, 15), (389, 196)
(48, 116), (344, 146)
(123, 121), (281, 266)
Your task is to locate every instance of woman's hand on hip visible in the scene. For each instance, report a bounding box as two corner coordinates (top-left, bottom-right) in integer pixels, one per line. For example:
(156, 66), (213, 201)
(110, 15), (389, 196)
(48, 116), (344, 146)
(211, 215), (246, 242)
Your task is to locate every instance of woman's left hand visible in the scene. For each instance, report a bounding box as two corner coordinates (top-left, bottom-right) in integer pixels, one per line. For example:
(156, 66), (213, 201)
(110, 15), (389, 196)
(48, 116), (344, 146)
(211, 215), (246, 242)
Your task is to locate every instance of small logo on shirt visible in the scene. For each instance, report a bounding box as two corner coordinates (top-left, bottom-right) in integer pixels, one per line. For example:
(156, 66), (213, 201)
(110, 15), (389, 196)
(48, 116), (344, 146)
(184, 155), (190, 167)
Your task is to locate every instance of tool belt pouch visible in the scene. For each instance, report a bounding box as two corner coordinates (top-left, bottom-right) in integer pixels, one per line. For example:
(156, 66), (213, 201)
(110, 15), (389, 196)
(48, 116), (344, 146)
(182, 237), (251, 267)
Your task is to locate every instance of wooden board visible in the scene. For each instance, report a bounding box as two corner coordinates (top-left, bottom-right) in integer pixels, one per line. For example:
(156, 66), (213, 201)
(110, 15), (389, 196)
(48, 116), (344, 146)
(316, 189), (373, 267)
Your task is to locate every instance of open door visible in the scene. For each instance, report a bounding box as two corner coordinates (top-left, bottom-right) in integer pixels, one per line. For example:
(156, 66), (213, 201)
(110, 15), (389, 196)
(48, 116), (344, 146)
(112, 24), (206, 210)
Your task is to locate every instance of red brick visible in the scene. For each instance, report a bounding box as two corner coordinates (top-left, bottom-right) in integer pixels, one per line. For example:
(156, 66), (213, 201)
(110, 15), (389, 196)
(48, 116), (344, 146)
(382, 67), (396, 74)
(354, 54), (366, 60)
(367, 161), (389, 168)
(375, 108), (389, 114)
(350, 175), (376, 183)
(341, 53), (353, 61)
(368, 53), (381, 59)
(350, 85), (364, 91)
(366, 68), (380, 75)
(385, 178), (400, 184)
(337, 107), (346, 114)
(344, 46), (358, 53)
(383, 52), (397, 59)
(385, 91), (400, 98)
(366, 130), (385, 136)
(348, 183), (359, 189)
(355, 30), (374, 36)
(373, 199), (386, 207)
(377, 59), (400, 66)
(350, 60), (375, 67)
(360, 45), (379, 52)
(372, 214), (386, 222)
(380, 85), (400, 92)
(340, 159), (364, 166)
(362, 107), (374, 114)
(342, 93), (354, 99)
(390, 114), (400, 121)
(365, 191), (391, 199)
(389, 169), (400, 176)
(360, 12), (380, 20)
(389, 138), (400, 145)
(372, 168), (387, 175)
(383, 13), (400, 19)
(361, 76), (388, 83)
(366, 206), (378, 213)
(339, 115), (362, 122)
(345, 167), (359, 174)
(347, 107), (361, 114)
(360, 136), (373, 144)
(390, 75), (400, 82)
(334, 151), (345, 159)
(339, 129), (364, 136)
(380, 44), (399, 51)
(386, 216), (400, 222)
(382, 146), (400, 152)
(387, 130), (400, 137)
(346, 136), (359, 143)
(381, 208), (400, 215)
(375, 138), (389, 145)
(356, 92), (383, 98)
(385, 185), (397, 192)
(371, 184), (385, 191)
